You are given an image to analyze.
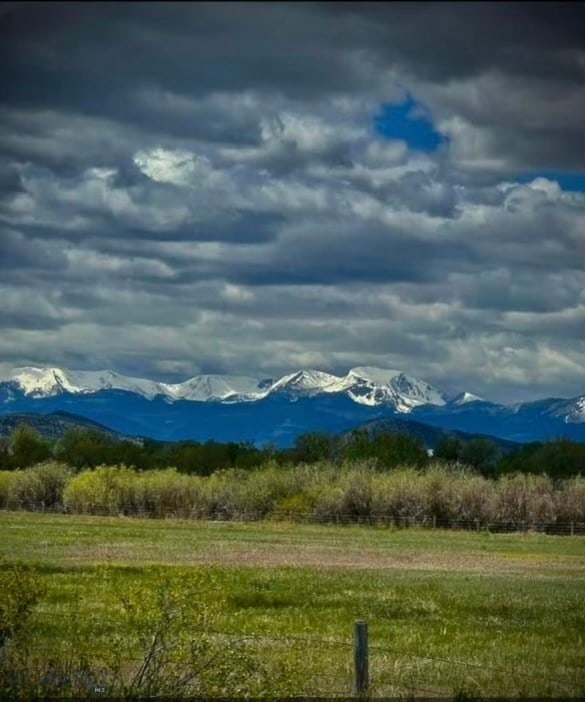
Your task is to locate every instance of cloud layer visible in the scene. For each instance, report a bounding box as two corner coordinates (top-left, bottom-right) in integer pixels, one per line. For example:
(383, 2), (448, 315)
(0, 2), (584, 402)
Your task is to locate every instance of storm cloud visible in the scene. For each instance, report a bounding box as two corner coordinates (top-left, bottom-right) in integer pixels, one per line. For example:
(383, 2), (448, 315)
(0, 1), (584, 402)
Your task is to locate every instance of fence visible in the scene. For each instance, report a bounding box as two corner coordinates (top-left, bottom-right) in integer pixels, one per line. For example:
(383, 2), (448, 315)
(5, 617), (584, 698)
(1, 499), (584, 535)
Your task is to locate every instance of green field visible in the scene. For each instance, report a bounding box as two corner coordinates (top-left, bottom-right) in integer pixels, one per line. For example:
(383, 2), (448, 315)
(1, 511), (584, 698)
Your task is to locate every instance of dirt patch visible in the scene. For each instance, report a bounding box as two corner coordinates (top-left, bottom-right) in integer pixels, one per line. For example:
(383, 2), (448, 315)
(61, 541), (585, 576)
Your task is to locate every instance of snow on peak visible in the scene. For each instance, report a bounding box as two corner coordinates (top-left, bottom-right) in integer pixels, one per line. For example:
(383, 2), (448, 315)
(568, 396), (585, 422)
(450, 391), (484, 406)
(7, 367), (80, 397)
(164, 374), (268, 402)
(2, 366), (167, 399)
(346, 367), (447, 411)
(348, 366), (402, 385)
(549, 395), (585, 424)
(269, 369), (346, 395)
(0, 364), (451, 411)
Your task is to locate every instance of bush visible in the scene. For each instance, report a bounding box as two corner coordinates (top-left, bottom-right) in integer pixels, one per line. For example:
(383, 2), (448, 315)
(370, 468), (426, 524)
(29, 462), (70, 510)
(554, 477), (585, 523)
(140, 469), (205, 518)
(271, 492), (317, 522)
(63, 465), (141, 515)
(0, 472), (16, 510)
(3, 471), (44, 511)
(0, 560), (45, 650)
(495, 474), (556, 525)
(1, 461), (583, 529)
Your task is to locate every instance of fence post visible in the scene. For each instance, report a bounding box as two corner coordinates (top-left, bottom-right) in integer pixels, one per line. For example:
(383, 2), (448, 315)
(354, 620), (369, 696)
(570, 522), (575, 536)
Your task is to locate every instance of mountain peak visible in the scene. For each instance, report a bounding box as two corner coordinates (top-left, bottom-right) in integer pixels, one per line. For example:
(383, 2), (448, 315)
(0, 364), (584, 444)
(449, 391), (484, 406)
(348, 366), (402, 385)
(269, 369), (344, 395)
(165, 374), (268, 402)
(0, 364), (452, 411)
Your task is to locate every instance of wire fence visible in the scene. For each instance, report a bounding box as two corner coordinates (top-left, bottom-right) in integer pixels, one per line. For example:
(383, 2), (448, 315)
(10, 614), (585, 697)
(1, 500), (584, 535)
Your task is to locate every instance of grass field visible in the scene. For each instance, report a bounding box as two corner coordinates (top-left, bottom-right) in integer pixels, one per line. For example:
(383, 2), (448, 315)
(1, 511), (584, 698)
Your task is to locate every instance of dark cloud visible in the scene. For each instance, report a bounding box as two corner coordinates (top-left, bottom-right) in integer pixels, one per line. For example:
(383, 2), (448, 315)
(0, 2), (583, 402)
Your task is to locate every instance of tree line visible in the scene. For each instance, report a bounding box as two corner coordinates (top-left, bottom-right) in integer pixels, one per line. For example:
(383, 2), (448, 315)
(0, 423), (583, 480)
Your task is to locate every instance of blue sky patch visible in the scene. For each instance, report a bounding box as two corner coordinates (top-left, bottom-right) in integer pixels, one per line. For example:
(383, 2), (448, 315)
(514, 171), (585, 192)
(374, 95), (447, 152)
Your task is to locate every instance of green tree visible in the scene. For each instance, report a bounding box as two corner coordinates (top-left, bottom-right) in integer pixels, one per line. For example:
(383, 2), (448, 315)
(294, 432), (335, 463)
(9, 424), (51, 468)
(496, 439), (585, 480)
(460, 438), (499, 475)
(54, 428), (111, 469)
(434, 435), (463, 462)
(341, 430), (428, 469)
(0, 437), (11, 469)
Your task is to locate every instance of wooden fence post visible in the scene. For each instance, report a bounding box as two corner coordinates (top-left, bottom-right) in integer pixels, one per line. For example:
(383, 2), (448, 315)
(354, 620), (369, 696)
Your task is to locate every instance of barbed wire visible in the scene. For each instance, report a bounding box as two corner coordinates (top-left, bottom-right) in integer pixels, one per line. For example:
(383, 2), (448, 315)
(369, 644), (583, 688)
(25, 613), (585, 690)
(0, 502), (583, 534)
(371, 677), (450, 695)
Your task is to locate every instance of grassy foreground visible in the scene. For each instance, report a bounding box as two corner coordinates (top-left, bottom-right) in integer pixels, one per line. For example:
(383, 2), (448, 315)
(1, 511), (584, 699)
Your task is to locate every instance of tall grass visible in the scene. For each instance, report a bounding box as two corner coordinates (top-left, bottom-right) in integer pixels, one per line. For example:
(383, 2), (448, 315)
(0, 461), (583, 529)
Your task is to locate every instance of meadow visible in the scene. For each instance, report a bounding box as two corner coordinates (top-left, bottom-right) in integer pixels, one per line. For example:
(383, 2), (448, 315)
(1, 511), (584, 699)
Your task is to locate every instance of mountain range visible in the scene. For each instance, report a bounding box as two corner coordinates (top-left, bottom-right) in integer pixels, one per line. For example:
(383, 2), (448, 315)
(0, 410), (138, 444)
(0, 365), (583, 446)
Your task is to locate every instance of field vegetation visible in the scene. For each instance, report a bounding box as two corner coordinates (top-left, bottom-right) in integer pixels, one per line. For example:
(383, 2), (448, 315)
(1, 424), (583, 697)
(0, 460), (583, 529)
(2, 423), (584, 480)
(0, 512), (584, 699)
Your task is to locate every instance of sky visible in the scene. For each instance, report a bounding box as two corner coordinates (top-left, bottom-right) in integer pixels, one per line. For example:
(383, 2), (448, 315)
(0, 1), (584, 403)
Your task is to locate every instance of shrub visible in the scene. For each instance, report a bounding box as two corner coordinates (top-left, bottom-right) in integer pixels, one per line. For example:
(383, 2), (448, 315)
(0, 560), (45, 650)
(28, 462), (70, 510)
(4, 471), (44, 511)
(495, 474), (556, 525)
(420, 464), (460, 523)
(454, 472), (498, 524)
(0, 472), (16, 510)
(339, 465), (374, 519)
(554, 477), (585, 523)
(370, 468), (426, 524)
(63, 466), (141, 515)
(271, 492), (317, 521)
(311, 484), (346, 523)
(139, 469), (205, 518)
(1, 459), (583, 529)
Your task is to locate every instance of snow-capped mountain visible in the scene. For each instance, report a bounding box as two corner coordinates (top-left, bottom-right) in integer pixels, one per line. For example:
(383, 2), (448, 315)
(560, 396), (585, 423)
(1, 367), (167, 400)
(162, 374), (271, 403)
(345, 367), (447, 410)
(0, 367), (271, 404)
(448, 391), (484, 406)
(0, 365), (583, 446)
(540, 395), (585, 424)
(267, 369), (347, 397)
(0, 365), (449, 412)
